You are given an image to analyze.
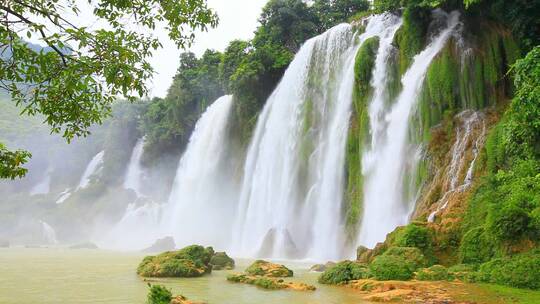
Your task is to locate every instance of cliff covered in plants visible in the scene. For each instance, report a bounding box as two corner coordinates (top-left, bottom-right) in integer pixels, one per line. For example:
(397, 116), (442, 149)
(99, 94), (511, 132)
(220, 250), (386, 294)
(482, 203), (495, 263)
(341, 0), (540, 291)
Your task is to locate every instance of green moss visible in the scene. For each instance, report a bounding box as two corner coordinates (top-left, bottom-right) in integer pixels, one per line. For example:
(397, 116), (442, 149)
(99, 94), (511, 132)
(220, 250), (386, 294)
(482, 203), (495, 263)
(459, 227), (495, 264)
(318, 261), (369, 285)
(137, 245), (214, 278)
(344, 36), (380, 236)
(393, 7), (429, 76)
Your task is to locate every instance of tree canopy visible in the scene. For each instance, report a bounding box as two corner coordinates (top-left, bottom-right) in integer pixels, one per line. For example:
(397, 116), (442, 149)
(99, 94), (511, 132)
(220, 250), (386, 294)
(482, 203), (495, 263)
(0, 0), (217, 178)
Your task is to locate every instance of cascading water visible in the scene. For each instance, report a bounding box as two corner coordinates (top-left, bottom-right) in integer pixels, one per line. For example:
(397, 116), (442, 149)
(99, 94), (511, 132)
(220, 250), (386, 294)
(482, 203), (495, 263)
(163, 95), (236, 249)
(234, 14), (402, 261)
(427, 110), (486, 222)
(99, 95), (235, 251)
(40, 220), (58, 245)
(358, 11), (461, 248)
(123, 138), (146, 197)
(77, 151), (105, 190)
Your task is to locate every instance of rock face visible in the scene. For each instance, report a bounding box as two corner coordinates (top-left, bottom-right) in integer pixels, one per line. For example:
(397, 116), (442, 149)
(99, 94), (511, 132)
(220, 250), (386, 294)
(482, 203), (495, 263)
(209, 252), (235, 270)
(245, 260), (293, 277)
(142, 236), (176, 253)
(309, 262), (336, 272)
(137, 245), (214, 278)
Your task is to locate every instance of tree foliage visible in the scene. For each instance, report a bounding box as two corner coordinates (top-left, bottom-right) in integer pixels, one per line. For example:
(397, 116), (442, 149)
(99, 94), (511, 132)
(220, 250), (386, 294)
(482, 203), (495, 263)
(0, 0), (218, 178)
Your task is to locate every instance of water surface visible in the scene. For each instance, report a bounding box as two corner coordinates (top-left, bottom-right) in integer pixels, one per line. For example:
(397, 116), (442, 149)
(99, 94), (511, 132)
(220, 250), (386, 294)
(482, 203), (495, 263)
(0, 248), (369, 304)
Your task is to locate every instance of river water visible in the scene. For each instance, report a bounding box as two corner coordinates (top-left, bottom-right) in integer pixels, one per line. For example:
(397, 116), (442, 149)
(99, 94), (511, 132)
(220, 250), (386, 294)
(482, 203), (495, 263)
(0, 248), (369, 304)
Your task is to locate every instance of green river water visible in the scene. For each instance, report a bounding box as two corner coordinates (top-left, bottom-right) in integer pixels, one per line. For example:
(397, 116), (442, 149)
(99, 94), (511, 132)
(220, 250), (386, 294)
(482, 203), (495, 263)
(0, 248), (369, 304)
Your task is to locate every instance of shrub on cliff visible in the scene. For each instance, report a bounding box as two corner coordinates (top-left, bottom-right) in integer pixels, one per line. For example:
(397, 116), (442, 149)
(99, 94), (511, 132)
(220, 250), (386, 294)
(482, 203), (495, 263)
(459, 227), (495, 264)
(318, 261), (369, 284)
(137, 245), (214, 278)
(415, 265), (451, 281)
(476, 251), (540, 290)
(369, 254), (417, 281)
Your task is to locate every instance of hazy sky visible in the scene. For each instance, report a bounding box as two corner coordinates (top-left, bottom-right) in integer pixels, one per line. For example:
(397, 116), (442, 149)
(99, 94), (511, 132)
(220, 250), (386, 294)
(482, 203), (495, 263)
(148, 0), (269, 97)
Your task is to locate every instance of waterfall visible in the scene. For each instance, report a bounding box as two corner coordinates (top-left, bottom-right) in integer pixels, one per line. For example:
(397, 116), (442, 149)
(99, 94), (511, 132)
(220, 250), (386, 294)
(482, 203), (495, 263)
(234, 14), (402, 261)
(428, 110), (486, 222)
(40, 220), (58, 245)
(77, 151), (105, 190)
(55, 188), (72, 204)
(358, 11), (461, 248)
(163, 95), (236, 249)
(123, 138), (146, 197)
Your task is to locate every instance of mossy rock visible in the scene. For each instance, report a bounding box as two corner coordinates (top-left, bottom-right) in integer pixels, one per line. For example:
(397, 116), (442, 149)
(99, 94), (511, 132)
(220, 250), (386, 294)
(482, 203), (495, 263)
(209, 252), (235, 270)
(415, 265), (451, 281)
(137, 245), (214, 278)
(227, 274), (316, 291)
(245, 260), (293, 277)
(318, 260), (369, 285)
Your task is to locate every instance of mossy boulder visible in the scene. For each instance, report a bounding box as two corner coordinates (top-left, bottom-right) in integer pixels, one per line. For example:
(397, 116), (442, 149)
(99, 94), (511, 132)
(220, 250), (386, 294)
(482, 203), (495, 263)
(368, 247), (426, 281)
(318, 261), (369, 285)
(209, 252), (235, 270)
(137, 245), (214, 278)
(245, 260), (293, 277)
(415, 265), (451, 281)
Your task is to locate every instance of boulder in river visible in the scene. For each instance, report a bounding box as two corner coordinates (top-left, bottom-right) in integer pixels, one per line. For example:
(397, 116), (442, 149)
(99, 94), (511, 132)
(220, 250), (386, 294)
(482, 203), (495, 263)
(137, 245), (214, 278)
(245, 260), (293, 277)
(309, 261), (336, 272)
(209, 251), (235, 270)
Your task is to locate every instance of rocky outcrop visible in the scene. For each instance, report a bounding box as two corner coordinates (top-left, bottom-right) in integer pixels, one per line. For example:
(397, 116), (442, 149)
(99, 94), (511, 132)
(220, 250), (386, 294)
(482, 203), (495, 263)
(309, 261), (336, 272)
(142, 236), (176, 253)
(209, 252), (235, 270)
(137, 245), (214, 278)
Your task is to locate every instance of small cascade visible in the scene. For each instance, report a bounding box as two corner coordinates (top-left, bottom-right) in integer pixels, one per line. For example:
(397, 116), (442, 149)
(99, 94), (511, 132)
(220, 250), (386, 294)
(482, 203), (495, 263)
(234, 14), (402, 261)
(77, 151), (105, 190)
(55, 188), (72, 204)
(39, 220), (58, 245)
(164, 95), (236, 249)
(427, 110), (486, 222)
(358, 11), (461, 248)
(30, 167), (52, 196)
(123, 138), (146, 197)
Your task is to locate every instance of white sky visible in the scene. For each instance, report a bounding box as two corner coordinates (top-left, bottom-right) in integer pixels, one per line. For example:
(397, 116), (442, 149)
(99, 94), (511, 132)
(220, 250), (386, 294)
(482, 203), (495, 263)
(20, 0), (268, 98)
(148, 0), (269, 97)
